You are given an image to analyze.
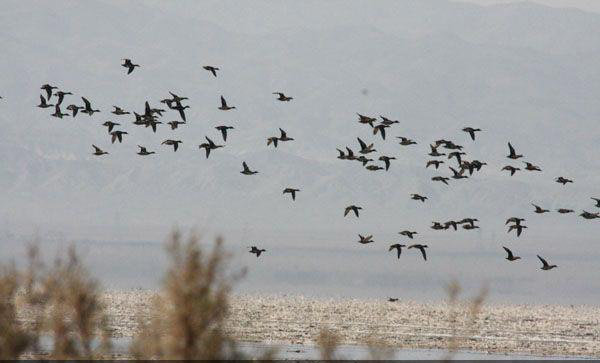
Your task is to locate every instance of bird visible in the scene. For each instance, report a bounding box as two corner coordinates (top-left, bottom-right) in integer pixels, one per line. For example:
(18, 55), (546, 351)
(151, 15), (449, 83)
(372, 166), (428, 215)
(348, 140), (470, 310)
(54, 91), (72, 106)
(462, 127), (482, 141)
(523, 162), (542, 171)
(198, 137), (224, 158)
(137, 146), (155, 156)
(336, 149), (347, 160)
(81, 97), (100, 116)
(389, 244), (406, 259)
(203, 65), (219, 77)
(168, 121), (186, 130)
(505, 217), (525, 225)
(215, 126), (234, 141)
(357, 138), (376, 154)
(112, 106), (130, 115)
(428, 144), (446, 157)
(557, 208), (574, 214)
(463, 224), (480, 230)
(399, 230), (417, 239)
(345, 147), (357, 160)
(249, 246), (266, 257)
(591, 198), (600, 208)
(40, 84), (58, 100)
(283, 188), (300, 201)
(121, 58), (140, 74)
(218, 96), (236, 110)
(537, 255), (557, 270)
(357, 113), (376, 127)
(502, 247), (521, 261)
(65, 104), (83, 117)
(532, 203), (550, 214)
(502, 165), (520, 176)
(92, 145), (108, 156)
(379, 156), (396, 171)
(458, 218), (479, 227)
(267, 137), (279, 148)
(241, 161), (258, 175)
(411, 194), (427, 202)
(168, 92), (188, 103)
(344, 205), (362, 218)
(162, 139), (182, 152)
(388, 298), (399, 302)
(398, 137), (417, 146)
(431, 222), (445, 230)
(426, 160), (444, 169)
(37, 95), (53, 108)
(358, 234), (374, 244)
(171, 102), (189, 122)
(273, 92), (293, 101)
(507, 224), (527, 237)
(580, 211), (600, 219)
(355, 156), (373, 166)
(110, 130), (128, 144)
(408, 244), (428, 261)
(444, 220), (458, 231)
(278, 128), (294, 142)
(448, 151), (466, 166)
(102, 121), (120, 133)
(555, 177), (573, 185)
(507, 142), (523, 159)
(379, 116), (399, 125)
(449, 167), (468, 180)
(366, 165), (384, 171)
(372, 124), (389, 140)
(51, 105), (69, 118)
(432, 176), (450, 185)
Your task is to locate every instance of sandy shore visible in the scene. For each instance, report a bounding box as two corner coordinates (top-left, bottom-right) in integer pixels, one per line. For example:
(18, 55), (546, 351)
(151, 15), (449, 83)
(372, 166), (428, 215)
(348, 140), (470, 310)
(23, 290), (600, 358)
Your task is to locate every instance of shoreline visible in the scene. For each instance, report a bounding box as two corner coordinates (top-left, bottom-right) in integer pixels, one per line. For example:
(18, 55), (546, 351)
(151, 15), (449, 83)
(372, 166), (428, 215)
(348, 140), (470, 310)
(19, 290), (600, 358)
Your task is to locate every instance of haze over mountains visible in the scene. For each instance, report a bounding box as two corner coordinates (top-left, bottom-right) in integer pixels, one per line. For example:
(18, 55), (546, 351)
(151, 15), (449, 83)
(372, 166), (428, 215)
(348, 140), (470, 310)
(1, 0), (600, 244)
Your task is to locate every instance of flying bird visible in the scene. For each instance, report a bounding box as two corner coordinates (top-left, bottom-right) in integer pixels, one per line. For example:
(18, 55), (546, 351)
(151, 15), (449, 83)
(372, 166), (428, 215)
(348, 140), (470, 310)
(162, 139), (182, 152)
(532, 204), (550, 214)
(507, 224), (527, 237)
(398, 137), (417, 146)
(389, 244), (406, 259)
(537, 255), (557, 270)
(168, 121), (186, 130)
(40, 84), (58, 100)
(505, 217), (525, 225)
(66, 104), (83, 117)
(267, 137), (279, 148)
(411, 194), (427, 202)
(428, 144), (445, 157)
(203, 65), (219, 77)
(399, 230), (417, 239)
(379, 115), (399, 125)
(432, 176), (450, 185)
(198, 136), (224, 158)
(278, 128), (294, 142)
(557, 208), (574, 214)
(54, 90), (72, 106)
(580, 211), (600, 219)
(372, 124), (389, 140)
(37, 95), (53, 108)
(462, 127), (482, 141)
(121, 58), (140, 74)
(555, 177), (573, 185)
(219, 96), (236, 110)
(283, 188), (300, 201)
(408, 244), (428, 261)
(357, 113), (376, 127)
(241, 161), (258, 175)
(273, 92), (293, 101)
(249, 246), (266, 257)
(137, 146), (155, 156)
(344, 205), (362, 218)
(112, 106), (130, 115)
(51, 105), (69, 118)
(102, 121), (120, 133)
(92, 145), (108, 156)
(110, 130), (128, 144)
(365, 165), (384, 171)
(358, 234), (374, 244)
(81, 97), (100, 116)
(379, 156), (396, 171)
(215, 126), (234, 141)
(507, 142), (523, 159)
(426, 160), (444, 169)
(523, 162), (542, 171)
(357, 137), (376, 154)
(501, 165), (520, 176)
(502, 247), (521, 261)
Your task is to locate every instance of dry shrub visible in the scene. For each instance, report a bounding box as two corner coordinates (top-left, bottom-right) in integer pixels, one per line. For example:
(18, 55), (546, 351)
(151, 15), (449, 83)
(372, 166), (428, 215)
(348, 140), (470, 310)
(316, 327), (341, 360)
(443, 279), (488, 360)
(130, 231), (247, 360)
(0, 263), (36, 358)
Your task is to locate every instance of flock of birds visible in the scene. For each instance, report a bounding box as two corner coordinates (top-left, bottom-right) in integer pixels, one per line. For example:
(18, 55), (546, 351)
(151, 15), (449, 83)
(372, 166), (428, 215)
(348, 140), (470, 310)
(27, 57), (600, 278)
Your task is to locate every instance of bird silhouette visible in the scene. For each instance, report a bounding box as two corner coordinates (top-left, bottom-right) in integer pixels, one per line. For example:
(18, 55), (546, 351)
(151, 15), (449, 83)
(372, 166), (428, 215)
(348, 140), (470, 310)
(66, 104), (83, 117)
(273, 92), (293, 101)
(507, 224), (527, 237)
(426, 160), (444, 169)
(555, 177), (573, 185)
(357, 137), (376, 154)
(358, 234), (374, 244)
(283, 188), (300, 201)
(379, 115), (399, 125)
(168, 121), (186, 130)
(523, 162), (542, 171)
(219, 96), (236, 110)
(198, 137), (224, 158)
(449, 167), (468, 179)
(389, 244), (406, 259)
(580, 211), (600, 219)
(507, 142), (523, 159)
(344, 205), (362, 218)
(372, 124), (389, 140)
(110, 130), (128, 144)
(365, 164), (384, 171)
(215, 126), (234, 141)
(502, 165), (520, 176)
(532, 203), (550, 214)
(81, 97), (100, 116)
(203, 65), (219, 77)
(398, 137), (417, 146)
(278, 128), (294, 142)
(411, 194), (427, 202)
(357, 113), (376, 127)
(241, 161), (258, 175)
(408, 244), (428, 261)
(428, 144), (445, 157)
(462, 127), (482, 141)
(267, 137), (279, 148)
(432, 176), (450, 185)
(54, 90), (72, 106)
(399, 230), (417, 239)
(92, 145), (108, 156)
(379, 156), (396, 171)
(121, 58), (140, 74)
(137, 146), (155, 156)
(112, 106), (130, 115)
(51, 105), (69, 118)
(37, 95), (53, 108)
(102, 121), (120, 133)
(502, 247), (521, 261)
(249, 246), (266, 257)
(557, 208), (574, 214)
(537, 255), (557, 270)
(162, 139), (182, 152)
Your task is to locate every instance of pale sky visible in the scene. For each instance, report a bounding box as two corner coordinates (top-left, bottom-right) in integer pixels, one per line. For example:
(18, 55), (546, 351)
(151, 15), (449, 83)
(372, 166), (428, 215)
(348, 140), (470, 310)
(461, 0), (600, 13)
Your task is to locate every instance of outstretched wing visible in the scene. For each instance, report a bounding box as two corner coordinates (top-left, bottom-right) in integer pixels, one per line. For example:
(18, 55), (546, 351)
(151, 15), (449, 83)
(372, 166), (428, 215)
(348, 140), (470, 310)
(503, 246), (513, 259)
(537, 255), (548, 267)
(357, 137), (367, 149)
(220, 96), (227, 108)
(508, 142), (515, 156)
(81, 97), (91, 109)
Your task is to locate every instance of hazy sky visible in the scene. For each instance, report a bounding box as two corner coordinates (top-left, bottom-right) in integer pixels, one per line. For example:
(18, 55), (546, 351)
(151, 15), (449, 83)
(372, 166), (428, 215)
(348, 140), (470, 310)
(463, 0), (600, 13)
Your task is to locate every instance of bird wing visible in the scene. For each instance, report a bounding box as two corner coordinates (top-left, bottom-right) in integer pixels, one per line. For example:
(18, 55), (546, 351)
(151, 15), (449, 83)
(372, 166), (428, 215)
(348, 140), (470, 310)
(206, 136), (215, 147)
(419, 247), (427, 261)
(503, 246), (513, 259)
(508, 142), (515, 156)
(82, 97), (91, 109)
(537, 255), (549, 267)
(468, 130), (475, 140)
(242, 162), (249, 171)
(173, 142), (179, 152)
(220, 96), (227, 107)
(344, 207), (350, 217)
(279, 128), (287, 138)
(92, 145), (101, 153)
(357, 137), (367, 149)
(380, 127), (386, 140)
(178, 107), (187, 121)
